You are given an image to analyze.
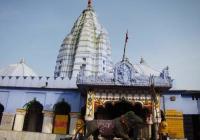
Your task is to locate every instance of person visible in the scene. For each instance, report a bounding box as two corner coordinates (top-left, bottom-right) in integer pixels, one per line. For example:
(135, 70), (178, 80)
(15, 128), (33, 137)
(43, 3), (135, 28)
(75, 118), (85, 140)
(159, 110), (168, 140)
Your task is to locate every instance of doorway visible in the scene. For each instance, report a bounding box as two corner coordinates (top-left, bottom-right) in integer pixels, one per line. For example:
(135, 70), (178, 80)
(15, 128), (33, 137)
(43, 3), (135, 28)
(0, 103), (4, 123)
(23, 98), (43, 132)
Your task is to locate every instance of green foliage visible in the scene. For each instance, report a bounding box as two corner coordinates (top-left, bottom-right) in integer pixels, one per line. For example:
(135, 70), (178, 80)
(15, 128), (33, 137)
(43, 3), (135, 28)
(23, 97), (43, 111)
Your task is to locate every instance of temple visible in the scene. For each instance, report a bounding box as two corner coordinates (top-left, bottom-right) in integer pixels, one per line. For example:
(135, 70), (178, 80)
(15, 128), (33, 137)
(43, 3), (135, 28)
(0, 1), (199, 140)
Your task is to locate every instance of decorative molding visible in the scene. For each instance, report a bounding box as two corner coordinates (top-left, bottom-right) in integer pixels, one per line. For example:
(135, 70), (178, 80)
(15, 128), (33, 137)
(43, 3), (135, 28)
(77, 59), (173, 88)
(85, 90), (95, 120)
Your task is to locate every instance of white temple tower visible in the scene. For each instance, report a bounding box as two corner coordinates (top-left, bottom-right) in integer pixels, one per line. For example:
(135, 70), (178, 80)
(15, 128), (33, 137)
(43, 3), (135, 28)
(54, 0), (112, 79)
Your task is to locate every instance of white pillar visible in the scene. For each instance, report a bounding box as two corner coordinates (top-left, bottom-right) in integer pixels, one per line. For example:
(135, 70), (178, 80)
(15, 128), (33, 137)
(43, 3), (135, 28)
(42, 110), (54, 133)
(69, 112), (80, 135)
(152, 103), (161, 140)
(13, 108), (26, 131)
(0, 112), (15, 130)
(147, 114), (153, 139)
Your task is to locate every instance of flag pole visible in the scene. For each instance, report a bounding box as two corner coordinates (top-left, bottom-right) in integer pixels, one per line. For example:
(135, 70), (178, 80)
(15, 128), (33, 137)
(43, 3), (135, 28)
(150, 76), (159, 140)
(122, 30), (128, 61)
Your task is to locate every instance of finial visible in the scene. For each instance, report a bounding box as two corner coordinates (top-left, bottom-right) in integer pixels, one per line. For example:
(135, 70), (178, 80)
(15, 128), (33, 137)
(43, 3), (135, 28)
(19, 58), (25, 64)
(140, 57), (144, 64)
(140, 57), (147, 65)
(88, 0), (92, 7)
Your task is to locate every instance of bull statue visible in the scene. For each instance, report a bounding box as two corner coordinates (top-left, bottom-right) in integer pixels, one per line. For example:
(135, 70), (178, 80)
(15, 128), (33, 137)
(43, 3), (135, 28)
(74, 111), (145, 140)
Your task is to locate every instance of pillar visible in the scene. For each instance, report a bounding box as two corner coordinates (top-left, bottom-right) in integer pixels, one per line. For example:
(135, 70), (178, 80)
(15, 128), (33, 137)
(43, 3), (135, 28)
(42, 110), (54, 133)
(69, 112), (80, 135)
(152, 102), (161, 140)
(13, 108), (26, 131)
(147, 114), (153, 139)
(85, 91), (95, 121)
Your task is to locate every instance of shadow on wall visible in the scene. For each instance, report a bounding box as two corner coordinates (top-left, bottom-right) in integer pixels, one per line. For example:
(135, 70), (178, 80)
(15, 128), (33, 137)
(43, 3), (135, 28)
(55, 92), (82, 112)
(0, 103), (4, 123)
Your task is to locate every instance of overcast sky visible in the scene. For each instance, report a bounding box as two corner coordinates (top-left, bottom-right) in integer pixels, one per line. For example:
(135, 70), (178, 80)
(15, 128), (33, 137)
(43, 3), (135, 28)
(0, 0), (200, 90)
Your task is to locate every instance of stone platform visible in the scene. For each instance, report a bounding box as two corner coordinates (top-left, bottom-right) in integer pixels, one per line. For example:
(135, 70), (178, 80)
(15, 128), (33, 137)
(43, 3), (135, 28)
(0, 130), (71, 140)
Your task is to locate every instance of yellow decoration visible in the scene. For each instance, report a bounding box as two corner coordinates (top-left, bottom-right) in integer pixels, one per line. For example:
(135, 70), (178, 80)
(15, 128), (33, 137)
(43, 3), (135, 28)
(76, 119), (85, 134)
(85, 91), (95, 120)
(165, 110), (184, 139)
(53, 115), (68, 134)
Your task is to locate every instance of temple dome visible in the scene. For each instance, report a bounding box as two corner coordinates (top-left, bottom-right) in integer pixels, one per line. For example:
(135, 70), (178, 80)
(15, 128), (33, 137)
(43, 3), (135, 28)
(0, 59), (38, 76)
(133, 58), (160, 76)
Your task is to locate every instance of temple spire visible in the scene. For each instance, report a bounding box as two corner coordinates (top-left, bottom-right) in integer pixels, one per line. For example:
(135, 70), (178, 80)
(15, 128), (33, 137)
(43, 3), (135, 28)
(54, 0), (112, 78)
(88, 0), (92, 7)
(122, 30), (128, 61)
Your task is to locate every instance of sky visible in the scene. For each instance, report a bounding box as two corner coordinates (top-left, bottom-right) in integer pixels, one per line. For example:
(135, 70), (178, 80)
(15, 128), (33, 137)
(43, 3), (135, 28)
(0, 0), (200, 90)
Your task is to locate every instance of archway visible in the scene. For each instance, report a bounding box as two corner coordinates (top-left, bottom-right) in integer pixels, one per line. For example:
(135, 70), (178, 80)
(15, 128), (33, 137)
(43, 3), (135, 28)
(95, 105), (107, 119)
(23, 98), (43, 132)
(94, 99), (150, 139)
(0, 103), (4, 123)
(53, 98), (71, 134)
(113, 99), (134, 118)
(95, 99), (134, 120)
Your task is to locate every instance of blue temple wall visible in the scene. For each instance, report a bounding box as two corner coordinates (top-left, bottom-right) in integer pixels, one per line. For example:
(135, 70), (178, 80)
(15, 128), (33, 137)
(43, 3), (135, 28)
(0, 87), (83, 113)
(198, 100), (200, 114)
(1, 86), (199, 115)
(161, 90), (199, 114)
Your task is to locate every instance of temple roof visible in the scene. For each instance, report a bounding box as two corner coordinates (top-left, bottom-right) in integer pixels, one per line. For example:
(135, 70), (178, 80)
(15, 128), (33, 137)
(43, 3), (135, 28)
(133, 58), (160, 76)
(0, 59), (38, 76)
(77, 57), (172, 89)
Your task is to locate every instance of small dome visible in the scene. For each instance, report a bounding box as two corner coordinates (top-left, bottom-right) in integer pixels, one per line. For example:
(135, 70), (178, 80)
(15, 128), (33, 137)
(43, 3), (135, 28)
(0, 59), (38, 76)
(134, 58), (160, 76)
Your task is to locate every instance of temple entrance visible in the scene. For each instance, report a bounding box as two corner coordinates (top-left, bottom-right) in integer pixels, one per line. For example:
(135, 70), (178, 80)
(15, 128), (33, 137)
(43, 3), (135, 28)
(23, 98), (43, 132)
(95, 99), (149, 120)
(78, 81), (166, 139)
(0, 103), (4, 123)
(53, 99), (71, 134)
(94, 99), (151, 139)
(95, 99), (137, 119)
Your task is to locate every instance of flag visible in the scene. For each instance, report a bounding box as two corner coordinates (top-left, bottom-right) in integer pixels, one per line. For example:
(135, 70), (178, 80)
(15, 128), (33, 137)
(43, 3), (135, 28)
(88, 0), (92, 7)
(122, 30), (128, 61)
(125, 30), (128, 44)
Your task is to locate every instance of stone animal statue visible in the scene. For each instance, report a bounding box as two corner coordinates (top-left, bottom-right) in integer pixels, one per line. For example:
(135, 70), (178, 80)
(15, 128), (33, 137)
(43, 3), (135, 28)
(74, 111), (145, 140)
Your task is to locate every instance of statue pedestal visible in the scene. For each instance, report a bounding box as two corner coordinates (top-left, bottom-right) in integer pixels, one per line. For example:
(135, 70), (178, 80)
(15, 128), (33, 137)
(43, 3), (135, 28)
(69, 112), (80, 135)
(42, 110), (54, 133)
(13, 109), (26, 131)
